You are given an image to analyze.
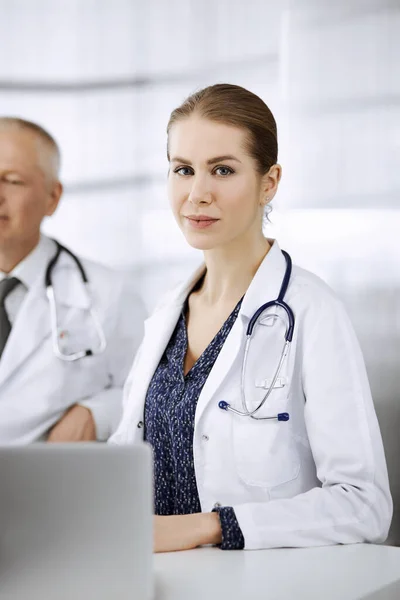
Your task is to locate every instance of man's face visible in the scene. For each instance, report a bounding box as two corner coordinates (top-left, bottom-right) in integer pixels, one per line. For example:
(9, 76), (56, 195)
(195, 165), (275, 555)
(0, 127), (60, 252)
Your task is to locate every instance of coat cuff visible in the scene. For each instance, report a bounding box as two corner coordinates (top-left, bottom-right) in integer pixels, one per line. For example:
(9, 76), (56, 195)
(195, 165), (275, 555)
(212, 506), (245, 550)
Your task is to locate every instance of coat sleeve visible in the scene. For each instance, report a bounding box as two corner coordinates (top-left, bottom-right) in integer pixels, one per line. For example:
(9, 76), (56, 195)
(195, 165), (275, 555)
(78, 272), (146, 441)
(233, 292), (392, 549)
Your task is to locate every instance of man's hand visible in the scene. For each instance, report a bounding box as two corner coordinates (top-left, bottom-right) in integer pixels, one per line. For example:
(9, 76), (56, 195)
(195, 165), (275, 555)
(47, 405), (97, 442)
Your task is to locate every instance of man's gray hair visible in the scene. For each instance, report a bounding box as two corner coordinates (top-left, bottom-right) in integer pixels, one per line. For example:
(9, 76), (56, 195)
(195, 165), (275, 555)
(0, 116), (61, 180)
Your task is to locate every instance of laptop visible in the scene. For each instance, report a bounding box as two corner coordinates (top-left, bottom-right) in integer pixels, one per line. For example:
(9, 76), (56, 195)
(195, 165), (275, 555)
(0, 443), (153, 600)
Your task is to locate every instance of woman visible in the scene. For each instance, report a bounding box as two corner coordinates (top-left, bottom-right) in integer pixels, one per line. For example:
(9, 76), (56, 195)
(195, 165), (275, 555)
(110, 84), (392, 551)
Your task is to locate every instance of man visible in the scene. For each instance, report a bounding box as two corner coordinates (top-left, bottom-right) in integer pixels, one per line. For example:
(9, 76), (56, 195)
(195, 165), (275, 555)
(0, 117), (145, 443)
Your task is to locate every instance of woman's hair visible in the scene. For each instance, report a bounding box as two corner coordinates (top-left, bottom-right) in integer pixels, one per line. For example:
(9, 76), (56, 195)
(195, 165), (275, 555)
(166, 83), (278, 175)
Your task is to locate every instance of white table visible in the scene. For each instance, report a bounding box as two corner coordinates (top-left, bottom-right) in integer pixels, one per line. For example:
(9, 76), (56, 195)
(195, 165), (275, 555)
(1, 543), (399, 599)
(154, 544), (400, 600)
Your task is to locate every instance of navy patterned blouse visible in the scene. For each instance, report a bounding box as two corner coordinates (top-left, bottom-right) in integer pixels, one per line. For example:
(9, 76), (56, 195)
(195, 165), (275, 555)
(143, 296), (245, 550)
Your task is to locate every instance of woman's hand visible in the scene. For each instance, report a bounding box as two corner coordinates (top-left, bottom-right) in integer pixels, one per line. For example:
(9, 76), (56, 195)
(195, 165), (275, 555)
(154, 512), (222, 553)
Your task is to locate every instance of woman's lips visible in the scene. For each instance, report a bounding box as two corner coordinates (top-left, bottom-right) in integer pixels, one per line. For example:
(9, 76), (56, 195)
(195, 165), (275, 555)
(185, 216), (219, 230)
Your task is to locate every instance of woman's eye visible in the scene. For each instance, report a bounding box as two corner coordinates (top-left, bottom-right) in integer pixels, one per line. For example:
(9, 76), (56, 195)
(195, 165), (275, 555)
(174, 167), (193, 176)
(214, 166), (234, 177)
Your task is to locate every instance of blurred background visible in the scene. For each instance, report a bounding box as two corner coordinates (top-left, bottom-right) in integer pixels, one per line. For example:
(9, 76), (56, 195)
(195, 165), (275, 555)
(0, 0), (399, 537)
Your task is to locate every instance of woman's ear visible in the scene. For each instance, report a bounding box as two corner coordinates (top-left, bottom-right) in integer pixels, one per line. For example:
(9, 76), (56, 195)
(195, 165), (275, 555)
(261, 164), (282, 203)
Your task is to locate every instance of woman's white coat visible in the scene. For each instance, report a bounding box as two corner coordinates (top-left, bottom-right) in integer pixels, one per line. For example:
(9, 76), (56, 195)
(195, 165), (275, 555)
(110, 240), (392, 549)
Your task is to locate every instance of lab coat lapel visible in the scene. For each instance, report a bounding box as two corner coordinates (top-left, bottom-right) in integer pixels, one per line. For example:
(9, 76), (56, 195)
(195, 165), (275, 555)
(140, 305), (183, 390)
(139, 263), (208, 385)
(0, 279), (51, 386)
(0, 248), (91, 387)
(194, 313), (244, 427)
(115, 304), (184, 443)
(122, 264), (207, 432)
(239, 239), (289, 320)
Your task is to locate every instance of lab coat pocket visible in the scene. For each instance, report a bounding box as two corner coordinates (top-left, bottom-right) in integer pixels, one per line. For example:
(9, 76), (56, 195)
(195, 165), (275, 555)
(232, 393), (300, 488)
(56, 317), (109, 398)
(57, 308), (103, 357)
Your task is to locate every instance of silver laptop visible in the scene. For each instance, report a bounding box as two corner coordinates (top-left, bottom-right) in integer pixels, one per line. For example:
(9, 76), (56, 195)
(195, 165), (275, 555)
(0, 443), (153, 600)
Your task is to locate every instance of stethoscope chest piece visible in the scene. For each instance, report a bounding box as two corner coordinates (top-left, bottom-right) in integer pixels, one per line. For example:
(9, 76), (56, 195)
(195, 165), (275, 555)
(218, 400), (290, 422)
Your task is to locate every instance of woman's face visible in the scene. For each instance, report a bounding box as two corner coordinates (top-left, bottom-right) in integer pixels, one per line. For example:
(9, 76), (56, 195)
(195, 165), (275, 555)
(167, 116), (272, 252)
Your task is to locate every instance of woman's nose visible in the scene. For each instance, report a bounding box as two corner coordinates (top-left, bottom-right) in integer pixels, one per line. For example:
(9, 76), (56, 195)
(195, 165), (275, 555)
(187, 177), (212, 205)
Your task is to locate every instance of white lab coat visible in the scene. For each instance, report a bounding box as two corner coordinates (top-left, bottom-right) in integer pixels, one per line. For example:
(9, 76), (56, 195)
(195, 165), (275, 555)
(0, 236), (145, 444)
(110, 240), (392, 549)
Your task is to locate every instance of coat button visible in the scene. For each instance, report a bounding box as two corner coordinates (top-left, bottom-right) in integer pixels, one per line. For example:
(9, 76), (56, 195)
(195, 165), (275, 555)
(137, 421), (144, 429)
(202, 434), (209, 441)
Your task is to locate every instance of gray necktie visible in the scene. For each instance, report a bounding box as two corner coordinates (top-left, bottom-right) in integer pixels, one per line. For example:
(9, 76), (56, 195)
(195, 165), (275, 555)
(0, 277), (20, 358)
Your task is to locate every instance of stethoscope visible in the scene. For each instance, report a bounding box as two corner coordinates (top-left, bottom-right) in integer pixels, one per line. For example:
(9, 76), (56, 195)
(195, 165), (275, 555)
(218, 250), (294, 422)
(45, 241), (107, 362)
